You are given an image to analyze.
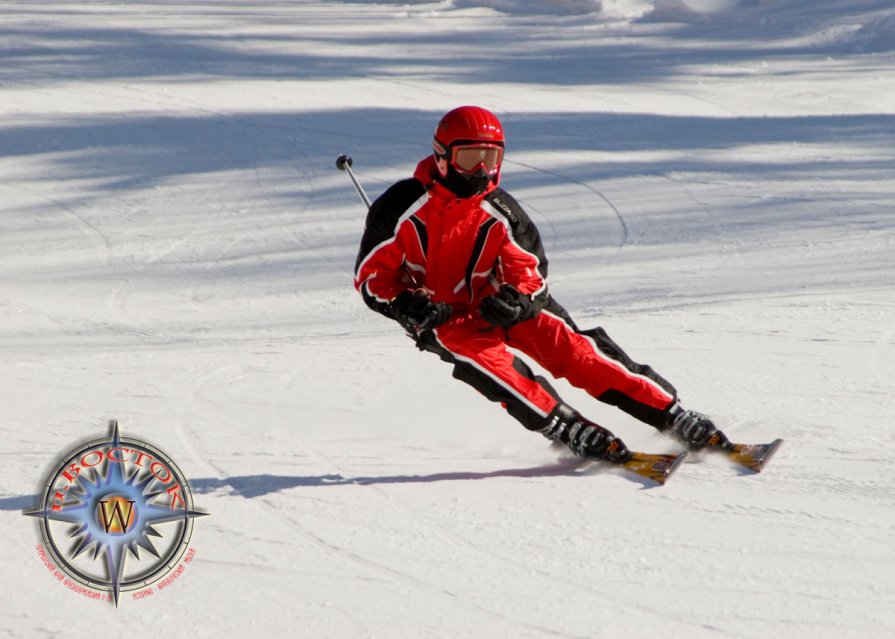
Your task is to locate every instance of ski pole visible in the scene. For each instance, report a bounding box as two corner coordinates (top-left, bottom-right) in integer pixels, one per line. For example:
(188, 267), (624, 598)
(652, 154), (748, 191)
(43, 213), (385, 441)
(337, 154), (432, 344)
(335, 154), (372, 210)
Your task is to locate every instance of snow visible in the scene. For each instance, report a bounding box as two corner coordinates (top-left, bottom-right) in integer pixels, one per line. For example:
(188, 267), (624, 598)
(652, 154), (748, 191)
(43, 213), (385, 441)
(1, 0), (893, 636)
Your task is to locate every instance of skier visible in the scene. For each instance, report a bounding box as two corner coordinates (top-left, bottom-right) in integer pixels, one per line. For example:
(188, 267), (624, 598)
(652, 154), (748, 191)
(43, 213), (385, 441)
(354, 105), (731, 465)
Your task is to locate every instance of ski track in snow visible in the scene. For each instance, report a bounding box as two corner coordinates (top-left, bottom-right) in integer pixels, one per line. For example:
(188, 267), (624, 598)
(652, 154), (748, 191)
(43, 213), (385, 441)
(175, 365), (586, 638)
(2, 1), (895, 637)
(513, 159), (631, 260)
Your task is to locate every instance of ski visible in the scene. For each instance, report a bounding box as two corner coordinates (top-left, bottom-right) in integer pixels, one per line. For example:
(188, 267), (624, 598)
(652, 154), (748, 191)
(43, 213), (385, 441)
(622, 450), (688, 485)
(713, 438), (784, 472)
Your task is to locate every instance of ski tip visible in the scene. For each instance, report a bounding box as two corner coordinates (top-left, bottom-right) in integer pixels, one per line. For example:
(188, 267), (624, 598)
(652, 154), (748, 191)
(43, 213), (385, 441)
(667, 450), (689, 476)
(730, 438), (784, 473)
(624, 451), (688, 486)
(753, 438), (784, 472)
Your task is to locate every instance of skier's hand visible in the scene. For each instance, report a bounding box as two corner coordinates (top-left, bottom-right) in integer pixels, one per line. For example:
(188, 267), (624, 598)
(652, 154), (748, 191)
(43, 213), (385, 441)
(390, 290), (453, 330)
(479, 285), (534, 329)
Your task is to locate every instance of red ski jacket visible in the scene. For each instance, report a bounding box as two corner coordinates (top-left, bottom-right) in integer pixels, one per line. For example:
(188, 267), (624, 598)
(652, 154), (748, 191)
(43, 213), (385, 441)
(354, 156), (549, 318)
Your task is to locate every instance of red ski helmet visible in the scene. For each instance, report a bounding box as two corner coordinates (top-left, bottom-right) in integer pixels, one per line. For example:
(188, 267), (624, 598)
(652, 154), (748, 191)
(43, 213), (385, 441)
(432, 106), (505, 180)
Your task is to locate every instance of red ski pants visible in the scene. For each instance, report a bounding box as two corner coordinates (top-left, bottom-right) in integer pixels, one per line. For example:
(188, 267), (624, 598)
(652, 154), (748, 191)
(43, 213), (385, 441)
(432, 310), (676, 430)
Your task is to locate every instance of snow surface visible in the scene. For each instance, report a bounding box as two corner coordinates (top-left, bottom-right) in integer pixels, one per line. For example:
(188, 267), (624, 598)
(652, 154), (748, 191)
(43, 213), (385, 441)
(1, 0), (894, 637)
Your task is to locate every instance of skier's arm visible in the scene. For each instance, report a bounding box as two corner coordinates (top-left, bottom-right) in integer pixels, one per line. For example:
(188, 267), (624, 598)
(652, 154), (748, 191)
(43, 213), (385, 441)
(487, 188), (549, 269)
(354, 178), (427, 318)
(482, 189), (552, 322)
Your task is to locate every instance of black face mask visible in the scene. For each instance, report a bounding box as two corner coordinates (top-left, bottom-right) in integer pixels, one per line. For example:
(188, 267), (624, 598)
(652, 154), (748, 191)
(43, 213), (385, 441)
(441, 165), (493, 198)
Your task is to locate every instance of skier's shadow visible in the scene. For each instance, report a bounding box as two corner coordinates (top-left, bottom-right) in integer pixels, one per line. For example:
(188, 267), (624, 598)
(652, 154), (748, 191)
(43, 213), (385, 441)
(187, 457), (612, 499)
(1, 459), (656, 511)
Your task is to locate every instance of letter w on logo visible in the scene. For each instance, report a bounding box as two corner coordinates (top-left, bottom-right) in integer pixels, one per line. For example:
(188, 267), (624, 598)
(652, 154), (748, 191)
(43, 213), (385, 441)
(98, 500), (135, 534)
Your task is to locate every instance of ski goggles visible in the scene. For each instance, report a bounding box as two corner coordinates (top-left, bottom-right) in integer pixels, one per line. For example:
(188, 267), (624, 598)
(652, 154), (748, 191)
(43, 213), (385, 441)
(449, 143), (504, 175)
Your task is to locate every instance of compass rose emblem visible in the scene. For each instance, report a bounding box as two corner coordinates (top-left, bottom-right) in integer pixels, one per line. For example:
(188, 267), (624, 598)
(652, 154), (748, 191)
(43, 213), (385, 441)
(25, 420), (207, 606)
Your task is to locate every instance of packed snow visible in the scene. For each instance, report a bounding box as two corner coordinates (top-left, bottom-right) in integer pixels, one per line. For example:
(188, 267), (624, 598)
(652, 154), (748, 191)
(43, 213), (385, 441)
(1, 1), (893, 637)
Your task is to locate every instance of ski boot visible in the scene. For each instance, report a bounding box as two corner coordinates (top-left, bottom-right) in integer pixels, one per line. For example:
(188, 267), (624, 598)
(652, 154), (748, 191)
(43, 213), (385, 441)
(664, 402), (731, 451)
(538, 404), (632, 464)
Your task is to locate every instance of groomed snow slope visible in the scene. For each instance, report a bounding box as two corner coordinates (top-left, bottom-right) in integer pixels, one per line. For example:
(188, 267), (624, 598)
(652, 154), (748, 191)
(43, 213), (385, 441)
(1, 1), (893, 637)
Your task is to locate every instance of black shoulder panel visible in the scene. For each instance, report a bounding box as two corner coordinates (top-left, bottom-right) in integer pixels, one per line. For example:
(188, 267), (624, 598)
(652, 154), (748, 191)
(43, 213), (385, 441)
(486, 187), (524, 228)
(355, 178), (426, 274)
(485, 187), (549, 280)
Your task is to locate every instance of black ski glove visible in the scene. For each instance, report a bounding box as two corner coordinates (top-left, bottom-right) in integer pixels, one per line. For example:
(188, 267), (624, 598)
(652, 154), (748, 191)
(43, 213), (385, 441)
(479, 285), (535, 329)
(390, 290), (453, 330)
